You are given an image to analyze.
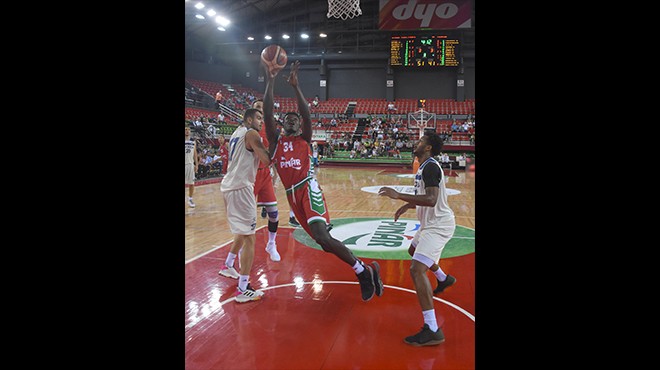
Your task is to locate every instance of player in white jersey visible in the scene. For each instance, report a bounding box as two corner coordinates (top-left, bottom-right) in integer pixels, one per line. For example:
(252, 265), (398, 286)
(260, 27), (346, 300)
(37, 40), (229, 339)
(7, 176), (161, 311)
(185, 127), (198, 208)
(220, 108), (272, 303)
(378, 132), (456, 347)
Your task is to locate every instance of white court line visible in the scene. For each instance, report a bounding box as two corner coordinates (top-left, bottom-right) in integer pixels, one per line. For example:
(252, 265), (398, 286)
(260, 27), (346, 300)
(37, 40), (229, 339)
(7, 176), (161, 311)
(185, 225), (267, 264)
(216, 280), (474, 322)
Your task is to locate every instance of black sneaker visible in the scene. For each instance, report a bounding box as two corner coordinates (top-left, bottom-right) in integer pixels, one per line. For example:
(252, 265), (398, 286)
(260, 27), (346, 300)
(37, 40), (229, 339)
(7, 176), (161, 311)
(289, 216), (301, 227)
(356, 264), (375, 301)
(371, 261), (384, 297)
(261, 207), (267, 218)
(404, 324), (445, 347)
(326, 223), (334, 232)
(433, 274), (456, 294)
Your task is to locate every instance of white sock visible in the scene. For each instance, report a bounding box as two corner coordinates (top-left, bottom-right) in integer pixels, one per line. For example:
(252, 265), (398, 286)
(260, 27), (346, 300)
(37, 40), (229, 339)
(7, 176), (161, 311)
(238, 275), (249, 291)
(225, 252), (237, 268)
(433, 267), (447, 282)
(422, 309), (438, 332)
(289, 210), (295, 218)
(268, 231), (277, 245)
(352, 260), (365, 274)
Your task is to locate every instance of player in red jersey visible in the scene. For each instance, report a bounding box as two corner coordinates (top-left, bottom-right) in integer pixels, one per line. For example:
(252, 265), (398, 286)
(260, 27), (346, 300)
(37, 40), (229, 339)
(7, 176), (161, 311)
(217, 135), (229, 176)
(262, 60), (384, 301)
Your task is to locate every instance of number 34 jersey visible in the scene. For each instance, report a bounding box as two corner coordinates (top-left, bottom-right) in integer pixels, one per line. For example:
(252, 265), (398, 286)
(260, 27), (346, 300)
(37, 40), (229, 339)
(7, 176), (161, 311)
(272, 135), (314, 190)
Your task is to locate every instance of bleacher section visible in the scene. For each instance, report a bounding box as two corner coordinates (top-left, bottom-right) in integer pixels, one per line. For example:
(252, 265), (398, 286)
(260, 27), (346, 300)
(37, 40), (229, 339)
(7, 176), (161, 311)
(185, 78), (475, 152)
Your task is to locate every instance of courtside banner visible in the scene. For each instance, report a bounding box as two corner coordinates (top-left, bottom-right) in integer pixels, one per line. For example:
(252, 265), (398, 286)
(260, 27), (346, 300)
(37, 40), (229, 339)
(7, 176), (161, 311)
(379, 0), (472, 30)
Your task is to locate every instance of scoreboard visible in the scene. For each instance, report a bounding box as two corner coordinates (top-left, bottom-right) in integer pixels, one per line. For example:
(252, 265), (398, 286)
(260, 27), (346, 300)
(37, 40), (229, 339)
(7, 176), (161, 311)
(390, 35), (460, 67)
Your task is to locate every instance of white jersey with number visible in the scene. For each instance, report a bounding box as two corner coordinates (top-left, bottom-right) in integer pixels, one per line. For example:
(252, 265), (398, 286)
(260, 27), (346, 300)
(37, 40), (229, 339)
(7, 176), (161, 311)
(185, 139), (195, 165)
(221, 126), (260, 192)
(415, 157), (455, 228)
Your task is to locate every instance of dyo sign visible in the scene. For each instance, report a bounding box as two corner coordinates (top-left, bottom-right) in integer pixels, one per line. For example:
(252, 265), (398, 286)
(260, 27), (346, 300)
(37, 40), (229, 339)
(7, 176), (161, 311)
(391, 0), (460, 28)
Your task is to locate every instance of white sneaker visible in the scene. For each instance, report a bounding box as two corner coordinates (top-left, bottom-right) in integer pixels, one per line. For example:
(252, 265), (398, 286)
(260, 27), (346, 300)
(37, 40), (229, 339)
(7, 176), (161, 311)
(234, 284), (264, 303)
(265, 242), (281, 262)
(218, 266), (240, 279)
(188, 199), (196, 208)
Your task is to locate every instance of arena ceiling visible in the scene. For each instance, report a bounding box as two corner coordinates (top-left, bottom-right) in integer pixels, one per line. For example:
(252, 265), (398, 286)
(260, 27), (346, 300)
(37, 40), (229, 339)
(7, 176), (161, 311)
(184, 0), (474, 64)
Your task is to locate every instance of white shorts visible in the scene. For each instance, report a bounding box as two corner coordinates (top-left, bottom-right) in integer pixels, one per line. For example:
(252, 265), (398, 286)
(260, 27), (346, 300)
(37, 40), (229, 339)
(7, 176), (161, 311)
(222, 185), (257, 235)
(185, 163), (195, 185)
(411, 222), (456, 263)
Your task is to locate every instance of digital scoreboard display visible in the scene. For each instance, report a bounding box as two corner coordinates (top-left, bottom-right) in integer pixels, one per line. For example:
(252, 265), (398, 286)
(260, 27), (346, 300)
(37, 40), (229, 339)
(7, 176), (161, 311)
(390, 35), (460, 67)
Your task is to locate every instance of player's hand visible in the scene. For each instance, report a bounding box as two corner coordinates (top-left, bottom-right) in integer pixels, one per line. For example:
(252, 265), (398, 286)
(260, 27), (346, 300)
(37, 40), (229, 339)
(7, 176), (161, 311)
(378, 186), (399, 199)
(394, 204), (411, 221)
(284, 60), (300, 87)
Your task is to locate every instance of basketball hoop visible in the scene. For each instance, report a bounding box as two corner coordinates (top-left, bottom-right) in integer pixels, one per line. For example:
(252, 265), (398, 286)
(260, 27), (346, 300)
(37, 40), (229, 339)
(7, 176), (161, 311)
(327, 0), (362, 20)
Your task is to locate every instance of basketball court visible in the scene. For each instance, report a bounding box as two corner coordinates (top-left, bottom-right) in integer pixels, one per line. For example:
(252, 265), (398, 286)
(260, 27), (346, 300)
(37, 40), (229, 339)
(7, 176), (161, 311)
(185, 165), (475, 369)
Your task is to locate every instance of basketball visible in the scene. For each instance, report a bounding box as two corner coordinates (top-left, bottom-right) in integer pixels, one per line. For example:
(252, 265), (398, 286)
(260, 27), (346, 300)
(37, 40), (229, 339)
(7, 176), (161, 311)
(261, 44), (288, 74)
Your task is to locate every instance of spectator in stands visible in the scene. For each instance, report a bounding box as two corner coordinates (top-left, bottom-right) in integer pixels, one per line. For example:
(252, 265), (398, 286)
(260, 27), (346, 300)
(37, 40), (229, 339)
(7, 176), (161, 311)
(211, 150), (223, 175)
(326, 143), (335, 158)
(215, 90), (223, 109)
(387, 101), (397, 113)
(312, 95), (320, 107)
(197, 151), (213, 178)
(439, 152), (448, 163)
(218, 112), (225, 123)
(207, 122), (217, 137)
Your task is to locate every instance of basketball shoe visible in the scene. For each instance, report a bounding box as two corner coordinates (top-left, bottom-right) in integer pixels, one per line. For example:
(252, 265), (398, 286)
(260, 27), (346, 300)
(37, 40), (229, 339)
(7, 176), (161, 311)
(234, 284), (264, 303)
(265, 241), (281, 262)
(433, 275), (456, 294)
(404, 324), (445, 347)
(371, 261), (384, 297)
(356, 263), (375, 301)
(289, 216), (301, 227)
(218, 266), (240, 279)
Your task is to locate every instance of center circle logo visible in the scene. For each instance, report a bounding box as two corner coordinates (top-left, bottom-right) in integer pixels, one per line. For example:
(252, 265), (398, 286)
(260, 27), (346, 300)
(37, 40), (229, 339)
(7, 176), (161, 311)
(293, 217), (474, 260)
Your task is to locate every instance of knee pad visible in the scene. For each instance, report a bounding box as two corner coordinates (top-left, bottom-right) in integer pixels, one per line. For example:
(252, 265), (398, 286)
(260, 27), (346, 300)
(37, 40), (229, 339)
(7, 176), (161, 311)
(265, 206), (279, 223)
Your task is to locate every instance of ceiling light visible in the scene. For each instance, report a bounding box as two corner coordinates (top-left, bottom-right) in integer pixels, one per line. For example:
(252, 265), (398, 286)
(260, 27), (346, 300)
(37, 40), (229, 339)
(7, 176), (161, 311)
(215, 16), (230, 27)
(207, 9), (216, 17)
(301, 33), (309, 39)
(282, 34), (290, 39)
(319, 33), (327, 38)
(194, 2), (204, 10)
(265, 35), (272, 40)
(217, 27), (226, 31)
(195, 14), (205, 19)
(247, 36), (254, 41)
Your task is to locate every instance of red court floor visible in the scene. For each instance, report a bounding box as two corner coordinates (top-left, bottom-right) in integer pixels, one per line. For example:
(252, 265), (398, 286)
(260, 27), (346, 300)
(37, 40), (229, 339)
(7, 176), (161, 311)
(185, 226), (475, 370)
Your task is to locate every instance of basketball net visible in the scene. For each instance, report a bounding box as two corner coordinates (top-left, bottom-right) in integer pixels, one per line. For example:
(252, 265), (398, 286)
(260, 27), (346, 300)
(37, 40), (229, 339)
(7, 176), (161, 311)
(327, 0), (362, 20)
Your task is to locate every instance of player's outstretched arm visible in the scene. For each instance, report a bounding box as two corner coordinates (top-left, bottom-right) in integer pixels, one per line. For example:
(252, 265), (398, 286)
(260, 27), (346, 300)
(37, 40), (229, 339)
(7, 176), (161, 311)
(286, 60), (312, 143)
(262, 64), (279, 155)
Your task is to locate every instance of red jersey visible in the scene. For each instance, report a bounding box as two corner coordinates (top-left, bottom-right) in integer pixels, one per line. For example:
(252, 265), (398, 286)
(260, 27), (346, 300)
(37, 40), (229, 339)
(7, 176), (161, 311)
(218, 143), (229, 160)
(274, 135), (314, 190)
(258, 124), (270, 170)
(218, 143), (229, 174)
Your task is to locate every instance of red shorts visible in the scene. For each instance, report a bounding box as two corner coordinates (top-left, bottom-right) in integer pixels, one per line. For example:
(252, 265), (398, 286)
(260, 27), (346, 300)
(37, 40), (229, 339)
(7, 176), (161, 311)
(254, 166), (277, 207)
(286, 178), (330, 236)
